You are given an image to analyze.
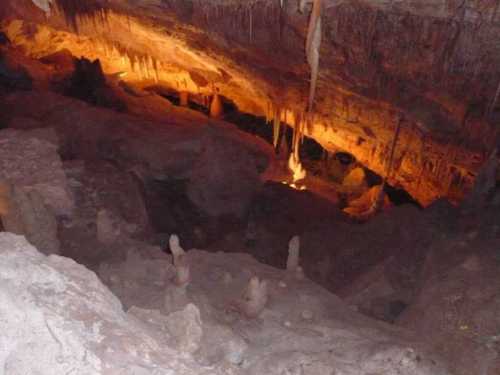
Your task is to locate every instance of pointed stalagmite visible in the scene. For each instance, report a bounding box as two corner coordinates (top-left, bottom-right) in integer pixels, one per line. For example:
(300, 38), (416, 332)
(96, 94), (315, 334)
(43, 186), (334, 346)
(169, 234), (191, 287)
(239, 276), (268, 318)
(180, 91), (189, 107)
(286, 235), (300, 272)
(210, 93), (223, 118)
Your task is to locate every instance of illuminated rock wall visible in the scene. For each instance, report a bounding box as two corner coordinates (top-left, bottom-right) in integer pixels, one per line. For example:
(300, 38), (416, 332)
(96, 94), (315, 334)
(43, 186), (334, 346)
(2, 0), (498, 205)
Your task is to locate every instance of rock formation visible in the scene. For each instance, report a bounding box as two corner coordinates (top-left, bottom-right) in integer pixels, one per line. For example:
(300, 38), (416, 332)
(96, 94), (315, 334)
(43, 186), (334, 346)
(0, 2), (499, 374)
(2, 0), (498, 205)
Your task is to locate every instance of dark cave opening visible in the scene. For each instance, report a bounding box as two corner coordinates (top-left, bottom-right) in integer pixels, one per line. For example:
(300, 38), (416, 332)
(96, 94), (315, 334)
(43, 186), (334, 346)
(141, 178), (205, 243)
(385, 184), (422, 207)
(140, 177), (244, 250)
(334, 152), (355, 166)
(61, 57), (127, 111)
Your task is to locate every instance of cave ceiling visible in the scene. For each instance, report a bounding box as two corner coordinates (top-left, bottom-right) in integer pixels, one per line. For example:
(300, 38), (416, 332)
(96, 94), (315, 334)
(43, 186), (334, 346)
(1, 0), (499, 205)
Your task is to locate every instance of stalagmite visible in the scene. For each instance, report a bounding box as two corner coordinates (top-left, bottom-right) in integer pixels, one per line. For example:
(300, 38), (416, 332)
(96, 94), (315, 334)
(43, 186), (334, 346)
(238, 276), (268, 318)
(169, 234), (190, 287)
(286, 235), (300, 272)
(295, 265), (305, 280)
(288, 152), (306, 185)
(305, 0), (323, 112)
(180, 91), (189, 107)
(210, 93), (223, 118)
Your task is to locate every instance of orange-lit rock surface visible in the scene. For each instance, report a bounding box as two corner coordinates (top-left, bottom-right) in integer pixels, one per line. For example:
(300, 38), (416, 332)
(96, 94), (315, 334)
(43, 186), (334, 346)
(1, 0), (499, 205)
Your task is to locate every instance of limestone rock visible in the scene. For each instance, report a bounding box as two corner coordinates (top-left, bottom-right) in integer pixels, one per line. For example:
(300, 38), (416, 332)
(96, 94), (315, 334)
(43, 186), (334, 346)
(61, 160), (152, 261)
(343, 184), (390, 218)
(186, 128), (264, 218)
(238, 276), (268, 318)
(96, 209), (122, 244)
(0, 183), (59, 254)
(0, 128), (73, 216)
(165, 303), (203, 354)
(397, 237), (500, 375)
(0, 232), (213, 375)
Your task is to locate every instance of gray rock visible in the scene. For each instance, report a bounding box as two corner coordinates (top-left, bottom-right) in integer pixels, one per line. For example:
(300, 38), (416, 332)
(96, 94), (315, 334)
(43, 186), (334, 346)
(0, 128), (73, 216)
(0, 183), (59, 254)
(165, 303), (203, 354)
(0, 232), (218, 375)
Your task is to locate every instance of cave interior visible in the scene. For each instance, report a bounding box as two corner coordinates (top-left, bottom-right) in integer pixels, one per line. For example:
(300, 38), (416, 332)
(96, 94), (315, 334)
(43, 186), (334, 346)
(0, 1), (499, 374)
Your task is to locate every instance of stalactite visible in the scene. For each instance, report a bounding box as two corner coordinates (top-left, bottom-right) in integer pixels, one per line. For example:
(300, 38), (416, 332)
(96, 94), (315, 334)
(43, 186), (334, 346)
(266, 101), (274, 124)
(153, 58), (160, 82)
(273, 107), (281, 149)
(305, 0), (322, 113)
(386, 117), (403, 179)
(249, 4), (253, 44)
(292, 112), (305, 159)
(372, 115), (403, 213)
(53, 0), (109, 32)
(487, 78), (500, 118)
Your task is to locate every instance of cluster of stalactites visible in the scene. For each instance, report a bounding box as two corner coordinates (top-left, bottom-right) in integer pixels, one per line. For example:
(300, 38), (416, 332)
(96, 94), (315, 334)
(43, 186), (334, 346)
(264, 102), (314, 155)
(30, 4), (163, 83)
(194, 0), (283, 44)
(60, 0), (109, 31)
(32, 0), (110, 31)
(94, 38), (162, 82)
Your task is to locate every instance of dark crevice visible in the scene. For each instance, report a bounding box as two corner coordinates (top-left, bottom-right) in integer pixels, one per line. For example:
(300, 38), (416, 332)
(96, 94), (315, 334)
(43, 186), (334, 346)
(385, 184), (422, 207)
(62, 57), (127, 111)
(141, 178), (207, 248)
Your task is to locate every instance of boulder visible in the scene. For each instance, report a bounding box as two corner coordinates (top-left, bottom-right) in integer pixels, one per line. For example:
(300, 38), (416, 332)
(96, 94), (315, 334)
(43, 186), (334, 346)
(0, 129), (73, 254)
(186, 126), (265, 218)
(0, 128), (73, 216)
(397, 236), (500, 375)
(0, 182), (59, 254)
(2, 91), (273, 221)
(58, 160), (152, 262)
